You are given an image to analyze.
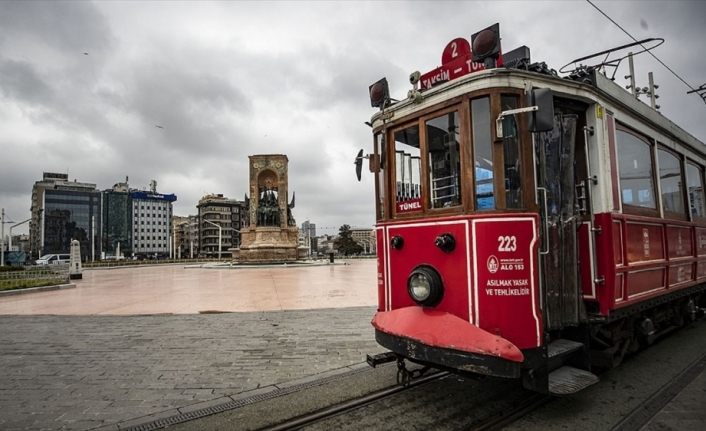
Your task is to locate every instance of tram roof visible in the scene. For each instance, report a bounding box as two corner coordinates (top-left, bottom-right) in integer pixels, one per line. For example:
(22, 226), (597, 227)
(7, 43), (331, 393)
(371, 67), (706, 156)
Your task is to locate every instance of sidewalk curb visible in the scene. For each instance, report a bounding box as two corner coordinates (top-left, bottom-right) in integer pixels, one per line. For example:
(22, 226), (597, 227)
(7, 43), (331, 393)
(0, 283), (75, 297)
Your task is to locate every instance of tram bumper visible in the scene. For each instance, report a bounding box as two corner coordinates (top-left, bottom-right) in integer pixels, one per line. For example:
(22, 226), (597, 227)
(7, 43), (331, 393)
(372, 307), (524, 378)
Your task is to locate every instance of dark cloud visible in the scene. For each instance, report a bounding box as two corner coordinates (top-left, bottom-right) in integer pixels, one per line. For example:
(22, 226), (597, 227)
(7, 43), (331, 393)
(0, 1), (113, 54)
(1, 0), (705, 237)
(0, 59), (54, 105)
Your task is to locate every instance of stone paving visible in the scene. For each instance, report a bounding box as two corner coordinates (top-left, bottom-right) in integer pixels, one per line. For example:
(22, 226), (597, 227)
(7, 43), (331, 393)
(0, 260), (377, 315)
(0, 308), (385, 430)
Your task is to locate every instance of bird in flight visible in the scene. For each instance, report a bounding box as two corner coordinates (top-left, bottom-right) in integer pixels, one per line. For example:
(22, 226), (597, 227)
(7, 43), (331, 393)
(155, 125), (164, 129)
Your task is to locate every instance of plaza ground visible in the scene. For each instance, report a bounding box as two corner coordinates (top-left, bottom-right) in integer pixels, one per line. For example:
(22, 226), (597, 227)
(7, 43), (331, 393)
(0, 260), (377, 315)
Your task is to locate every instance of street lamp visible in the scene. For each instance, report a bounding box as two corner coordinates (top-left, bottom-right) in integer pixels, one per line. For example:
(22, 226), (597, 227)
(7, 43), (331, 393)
(203, 219), (222, 260)
(9, 218), (31, 253)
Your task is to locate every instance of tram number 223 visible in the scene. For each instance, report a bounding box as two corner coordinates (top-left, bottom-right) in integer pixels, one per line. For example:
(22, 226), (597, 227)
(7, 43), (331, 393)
(497, 235), (517, 252)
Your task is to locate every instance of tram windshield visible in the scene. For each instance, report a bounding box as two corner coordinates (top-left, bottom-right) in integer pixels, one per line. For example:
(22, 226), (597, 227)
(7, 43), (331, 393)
(380, 91), (530, 220)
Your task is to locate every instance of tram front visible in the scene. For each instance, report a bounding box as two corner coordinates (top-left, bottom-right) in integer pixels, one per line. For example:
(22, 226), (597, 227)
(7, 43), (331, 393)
(361, 24), (555, 386)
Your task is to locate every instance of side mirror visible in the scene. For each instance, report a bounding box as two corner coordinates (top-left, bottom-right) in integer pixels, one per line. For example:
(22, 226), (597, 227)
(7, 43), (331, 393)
(529, 88), (554, 132)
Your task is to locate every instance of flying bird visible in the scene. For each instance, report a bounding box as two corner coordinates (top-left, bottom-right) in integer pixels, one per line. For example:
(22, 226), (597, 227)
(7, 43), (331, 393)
(83, 52), (89, 55)
(155, 125), (164, 129)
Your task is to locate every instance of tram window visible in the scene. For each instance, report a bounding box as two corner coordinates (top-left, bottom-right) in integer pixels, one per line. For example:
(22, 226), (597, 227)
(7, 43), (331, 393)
(658, 148), (685, 217)
(501, 95), (522, 208)
(375, 133), (386, 220)
(472, 97), (494, 209)
(686, 162), (706, 218)
(393, 125), (422, 214)
(426, 111), (461, 208)
(617, 129), (656, 210)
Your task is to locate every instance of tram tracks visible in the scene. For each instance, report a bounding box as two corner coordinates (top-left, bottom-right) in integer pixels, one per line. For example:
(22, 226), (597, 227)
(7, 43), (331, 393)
(262, 370), (449, 431)
(259, 369), (554, 431)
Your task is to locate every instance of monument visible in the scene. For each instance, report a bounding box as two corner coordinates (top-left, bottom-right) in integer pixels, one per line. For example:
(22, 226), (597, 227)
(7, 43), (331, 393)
(236, 154), (302, 263)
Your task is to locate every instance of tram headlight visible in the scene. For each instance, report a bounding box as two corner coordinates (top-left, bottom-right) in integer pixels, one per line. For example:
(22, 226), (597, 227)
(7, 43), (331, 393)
(407, 266), (444, 307)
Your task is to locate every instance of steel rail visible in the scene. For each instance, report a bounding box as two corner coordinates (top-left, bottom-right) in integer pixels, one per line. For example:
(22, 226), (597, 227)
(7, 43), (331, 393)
(261, 371), (449, 431)
(472, 393), (553, 430)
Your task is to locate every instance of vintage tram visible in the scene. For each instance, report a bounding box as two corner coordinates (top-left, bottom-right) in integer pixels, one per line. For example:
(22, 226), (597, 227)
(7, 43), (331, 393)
(360, 24), (706, 395)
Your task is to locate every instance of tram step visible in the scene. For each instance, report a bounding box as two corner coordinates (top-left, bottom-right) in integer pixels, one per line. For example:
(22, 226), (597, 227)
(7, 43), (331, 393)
(548, 366), (599, 395)
(548, 339), (584, 359)
(366, 351), (397, 368)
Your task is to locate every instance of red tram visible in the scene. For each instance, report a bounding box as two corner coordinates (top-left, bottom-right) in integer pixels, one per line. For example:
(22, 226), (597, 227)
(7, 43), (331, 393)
(360, 24), (706, 394)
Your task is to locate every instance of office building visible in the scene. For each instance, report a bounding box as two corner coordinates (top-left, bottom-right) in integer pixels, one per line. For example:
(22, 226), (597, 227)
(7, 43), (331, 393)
(30, 172), (101, 260)
(197, 194), (245, 258)
(102, 179), (132, 257)
(130, 181), (177, 257)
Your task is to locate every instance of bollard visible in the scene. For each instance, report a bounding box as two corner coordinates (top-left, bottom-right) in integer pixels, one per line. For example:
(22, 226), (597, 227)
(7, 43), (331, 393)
(69, 239), (83, 280)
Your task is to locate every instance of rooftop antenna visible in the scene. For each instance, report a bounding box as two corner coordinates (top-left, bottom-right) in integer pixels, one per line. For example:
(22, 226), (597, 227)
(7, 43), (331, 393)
(624, 52), (637, 98)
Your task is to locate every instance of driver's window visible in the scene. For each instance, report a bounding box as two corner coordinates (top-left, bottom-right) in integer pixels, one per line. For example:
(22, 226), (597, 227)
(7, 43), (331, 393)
(427, 111), (461, 209)
(501, 95), (522, 208)
(472, 97), (494, 209)
(394, 125), (422, 214)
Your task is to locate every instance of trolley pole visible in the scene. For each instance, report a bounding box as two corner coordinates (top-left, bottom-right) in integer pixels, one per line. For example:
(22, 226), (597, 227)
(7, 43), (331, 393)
(1, 208), (5, 267)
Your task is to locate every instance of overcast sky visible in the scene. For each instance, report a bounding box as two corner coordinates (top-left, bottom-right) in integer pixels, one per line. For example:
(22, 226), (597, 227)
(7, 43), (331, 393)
(1, 0), (705, 236)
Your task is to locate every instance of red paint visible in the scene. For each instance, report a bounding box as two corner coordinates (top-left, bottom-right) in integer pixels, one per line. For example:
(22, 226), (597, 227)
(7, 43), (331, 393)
(386, 219), (471, 320)
(696, 228), (706, 256)
(595, 212), (706, 314)
(472, 218), (541, 349)
(578, 223), (594, 298)
(441, 38), (471, 64)
(376, 228), (386, 312)
(419, 37), (504, 91)
(666, 226), (693, 259)
(627, 268), (665, 297)
(613, 221), (624, 266)
(380, 214), (541, 351)
(625, 222), (664, 263)
(372, 307), (524, 362)
(668, 263), (693, 287)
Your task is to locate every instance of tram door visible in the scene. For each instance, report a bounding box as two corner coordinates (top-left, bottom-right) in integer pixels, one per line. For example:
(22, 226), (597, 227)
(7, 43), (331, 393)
(536, 100), (588, 330)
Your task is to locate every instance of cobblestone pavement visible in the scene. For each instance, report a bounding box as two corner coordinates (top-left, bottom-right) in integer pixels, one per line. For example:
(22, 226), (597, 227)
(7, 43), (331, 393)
(0, 308), (385, 430)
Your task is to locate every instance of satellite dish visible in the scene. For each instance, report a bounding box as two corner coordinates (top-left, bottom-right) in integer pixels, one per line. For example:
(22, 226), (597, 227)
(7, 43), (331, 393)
(354, 149), (364, 182)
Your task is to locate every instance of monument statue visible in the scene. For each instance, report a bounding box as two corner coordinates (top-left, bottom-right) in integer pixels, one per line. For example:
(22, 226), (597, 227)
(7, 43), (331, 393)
(235, 154), (303, 262)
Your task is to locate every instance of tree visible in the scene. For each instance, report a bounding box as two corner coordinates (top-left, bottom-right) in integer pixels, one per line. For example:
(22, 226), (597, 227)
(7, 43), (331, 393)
(334, 224), (363, 256)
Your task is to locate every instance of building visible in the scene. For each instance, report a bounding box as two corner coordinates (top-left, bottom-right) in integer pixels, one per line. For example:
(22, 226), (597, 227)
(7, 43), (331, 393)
(197, 194), (245, 258)
(298, 220), (319, 257)
(30, 172), (101, 260)
(172, 215), (199, 259)
(351, 228), (376, 254)
(130, 181), (177, 258)
(301, 220), (316, 238)
(102, 179), (132, 257)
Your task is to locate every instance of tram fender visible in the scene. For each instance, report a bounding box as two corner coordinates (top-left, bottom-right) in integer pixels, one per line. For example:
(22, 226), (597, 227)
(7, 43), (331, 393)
(372, 307), (524, 363)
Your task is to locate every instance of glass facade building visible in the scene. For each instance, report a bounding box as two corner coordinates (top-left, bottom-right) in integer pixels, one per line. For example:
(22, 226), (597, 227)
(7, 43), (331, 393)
(102, 190), (132, 256)
(43, 189), (102, 259)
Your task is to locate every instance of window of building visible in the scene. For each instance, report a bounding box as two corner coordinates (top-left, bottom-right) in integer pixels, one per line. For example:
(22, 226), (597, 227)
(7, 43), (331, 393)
(617, 128), (656, 211)
(687, 161), (706, 219)
(658, 147), (685, 217)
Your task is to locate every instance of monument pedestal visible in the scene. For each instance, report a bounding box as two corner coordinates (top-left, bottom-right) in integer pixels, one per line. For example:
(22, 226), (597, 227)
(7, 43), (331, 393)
(238, 226), (300, 263)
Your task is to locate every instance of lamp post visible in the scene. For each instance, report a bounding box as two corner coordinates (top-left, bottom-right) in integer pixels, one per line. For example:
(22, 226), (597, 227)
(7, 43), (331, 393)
(9, 218), (31, 253)
(203, 219), (222, 260)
